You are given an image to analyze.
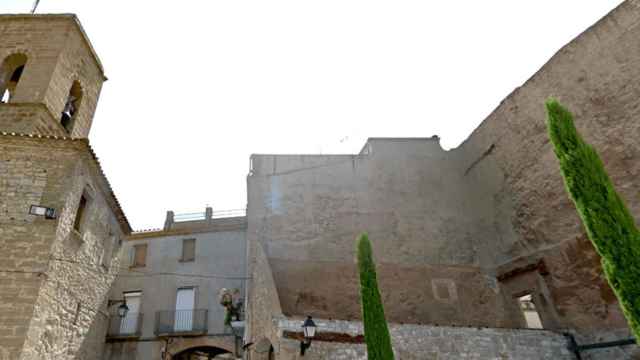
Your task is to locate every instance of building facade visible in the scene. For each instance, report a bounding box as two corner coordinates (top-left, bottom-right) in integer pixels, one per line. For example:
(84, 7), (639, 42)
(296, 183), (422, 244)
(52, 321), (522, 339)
(3, 2), (640, 359)
(103, 209), (247, 360)
(0, 14), (131, 360)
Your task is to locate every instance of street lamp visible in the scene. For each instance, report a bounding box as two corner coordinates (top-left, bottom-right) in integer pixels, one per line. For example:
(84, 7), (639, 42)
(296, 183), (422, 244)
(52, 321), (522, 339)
(29, 204), (56, 219)
(300, 316), (317, 356)
(107, 299), (129, 318)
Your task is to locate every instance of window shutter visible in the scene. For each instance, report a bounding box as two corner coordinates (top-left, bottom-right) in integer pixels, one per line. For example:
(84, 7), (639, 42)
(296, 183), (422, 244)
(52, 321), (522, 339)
(133, 244), (147, 267)
(182, 239), (196, 262)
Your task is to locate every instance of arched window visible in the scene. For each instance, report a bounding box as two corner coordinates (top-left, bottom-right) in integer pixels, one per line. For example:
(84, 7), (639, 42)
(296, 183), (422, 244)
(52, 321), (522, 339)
(61, 81), (83, 134)
(0, 53), (28, 103)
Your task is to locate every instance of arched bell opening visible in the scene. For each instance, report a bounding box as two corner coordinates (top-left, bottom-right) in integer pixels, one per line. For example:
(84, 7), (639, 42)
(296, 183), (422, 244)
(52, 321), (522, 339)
(0, 53), (28, 103)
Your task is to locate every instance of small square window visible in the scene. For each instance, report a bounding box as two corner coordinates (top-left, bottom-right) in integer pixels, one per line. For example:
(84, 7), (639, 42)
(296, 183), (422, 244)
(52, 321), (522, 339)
(131, 244), (147, 268)
(181, 238), (196, 262)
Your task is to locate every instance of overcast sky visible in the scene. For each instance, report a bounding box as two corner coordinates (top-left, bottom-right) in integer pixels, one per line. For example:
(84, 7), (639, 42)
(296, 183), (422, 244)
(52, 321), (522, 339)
(2, 0), (625, 230)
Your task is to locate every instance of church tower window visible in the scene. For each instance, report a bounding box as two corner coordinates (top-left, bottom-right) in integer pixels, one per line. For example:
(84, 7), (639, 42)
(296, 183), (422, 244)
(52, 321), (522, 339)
(61, 81), (83, 134)
(0, 53), (28, 103)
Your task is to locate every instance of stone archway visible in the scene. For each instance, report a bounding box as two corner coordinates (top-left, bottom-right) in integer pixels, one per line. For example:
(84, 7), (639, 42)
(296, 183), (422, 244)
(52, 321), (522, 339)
(173, 345), (232, 359)
(167, 336), (237, 359)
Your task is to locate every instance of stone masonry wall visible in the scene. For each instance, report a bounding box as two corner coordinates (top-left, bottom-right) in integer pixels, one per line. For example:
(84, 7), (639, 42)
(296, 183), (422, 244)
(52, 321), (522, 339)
(0, 135), (127, 360)
(0, 15), (105, 138)
(0, 104), (66, 137)
(456, 0), (640, 346)
(246, 2), (640, 353)
(0, 136), (72, 359)
(274, 318), (574, 360)
(247, 139), (519, 327)
(245, 238), (285, 359)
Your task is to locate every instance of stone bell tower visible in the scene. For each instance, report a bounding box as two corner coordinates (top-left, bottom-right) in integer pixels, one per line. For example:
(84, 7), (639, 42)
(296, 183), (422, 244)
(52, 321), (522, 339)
(0, 14), (130, 360)
(0, 14), (106, 138)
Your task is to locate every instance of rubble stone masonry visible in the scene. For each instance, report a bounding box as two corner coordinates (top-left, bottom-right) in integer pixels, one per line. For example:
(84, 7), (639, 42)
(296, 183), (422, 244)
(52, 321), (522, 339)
(0, 135), (129, 360)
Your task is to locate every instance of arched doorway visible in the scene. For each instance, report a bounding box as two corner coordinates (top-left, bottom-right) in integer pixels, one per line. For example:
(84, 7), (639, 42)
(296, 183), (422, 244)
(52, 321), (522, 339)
(172, 345), (232, 359)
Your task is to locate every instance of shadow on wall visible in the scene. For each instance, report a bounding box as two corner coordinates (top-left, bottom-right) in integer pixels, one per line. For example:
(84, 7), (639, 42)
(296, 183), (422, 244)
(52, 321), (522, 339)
(74, 310), (109, 360)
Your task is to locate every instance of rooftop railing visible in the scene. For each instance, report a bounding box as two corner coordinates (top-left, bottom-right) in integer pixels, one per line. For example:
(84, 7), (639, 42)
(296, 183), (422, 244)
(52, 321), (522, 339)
(173, 209), (246, 223)
(173, 212), (207, 222)
(210, 208), (246, 219)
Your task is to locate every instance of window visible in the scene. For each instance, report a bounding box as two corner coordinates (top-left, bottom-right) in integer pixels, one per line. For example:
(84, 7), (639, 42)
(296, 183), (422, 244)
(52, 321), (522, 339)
(517, 293), (543, 329)
(0, 53), (27, 103)
(73, 193), (89, 233)
(131, 244), (147, 268)
(60, 81), (82, 134)
(175, 287), (195, 331)
(120, 291), (142, 335)
(181, 238), (196, 262)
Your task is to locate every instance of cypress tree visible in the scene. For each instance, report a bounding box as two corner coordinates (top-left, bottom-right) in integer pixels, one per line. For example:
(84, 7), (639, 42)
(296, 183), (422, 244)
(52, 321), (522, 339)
(356, 233), (395, 360)
(546, 98), (640, 339)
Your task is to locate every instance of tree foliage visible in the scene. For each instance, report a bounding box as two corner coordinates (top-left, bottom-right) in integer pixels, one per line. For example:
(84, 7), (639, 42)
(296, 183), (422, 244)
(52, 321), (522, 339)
(356, 233), (395, 360)
(546, 98), (640, 339)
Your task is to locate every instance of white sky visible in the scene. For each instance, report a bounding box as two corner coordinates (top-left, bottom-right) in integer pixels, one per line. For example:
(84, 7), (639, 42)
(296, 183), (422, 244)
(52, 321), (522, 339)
(1, 0), (625, 230)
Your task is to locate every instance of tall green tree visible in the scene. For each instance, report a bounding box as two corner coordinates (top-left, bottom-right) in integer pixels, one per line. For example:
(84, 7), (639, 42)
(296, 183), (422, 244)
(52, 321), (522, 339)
(356, 233), (395, 360)
(546, 98), (640, 339)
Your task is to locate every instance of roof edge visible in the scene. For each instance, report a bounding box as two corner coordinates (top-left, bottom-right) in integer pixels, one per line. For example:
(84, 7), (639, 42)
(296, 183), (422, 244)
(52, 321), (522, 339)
(0, 131), (131, 234)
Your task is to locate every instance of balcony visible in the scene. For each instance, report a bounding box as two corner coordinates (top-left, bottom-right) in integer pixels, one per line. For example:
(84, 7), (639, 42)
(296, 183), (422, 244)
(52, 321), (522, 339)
(155, 309), (208, 336)
(106, 313), (143, 339)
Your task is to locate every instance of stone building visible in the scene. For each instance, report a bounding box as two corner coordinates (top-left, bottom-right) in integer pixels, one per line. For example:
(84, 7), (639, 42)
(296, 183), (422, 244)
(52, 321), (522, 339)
(0, 14), (131, 360)
(244, 1), (640, 359)
(103, 208), (247, 359)
(4, 1), (640, 359)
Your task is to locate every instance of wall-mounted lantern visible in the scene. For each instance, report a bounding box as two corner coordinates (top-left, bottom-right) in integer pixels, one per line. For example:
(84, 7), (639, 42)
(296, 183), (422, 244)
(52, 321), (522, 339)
(107, 299), (129, 318)
(300, 316), (317, 356)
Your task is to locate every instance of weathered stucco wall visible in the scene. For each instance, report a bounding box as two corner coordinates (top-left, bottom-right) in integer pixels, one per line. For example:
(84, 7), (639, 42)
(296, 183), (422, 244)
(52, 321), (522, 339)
(103, 218), (246, 360)
(108, 226), (246, 334)
(0, 135), (128, 360)
(273, 318), (573, 360)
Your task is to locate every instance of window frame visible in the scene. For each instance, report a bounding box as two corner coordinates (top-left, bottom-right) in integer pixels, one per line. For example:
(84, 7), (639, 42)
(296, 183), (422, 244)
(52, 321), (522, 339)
(180, 238), (196, 263)
(130, 243), (148, 268)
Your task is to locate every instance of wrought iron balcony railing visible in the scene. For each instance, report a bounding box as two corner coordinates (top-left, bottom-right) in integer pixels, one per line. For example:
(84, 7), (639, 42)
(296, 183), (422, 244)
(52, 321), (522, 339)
(155, 309), (208, 336)
(106, 312), (143, 338)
